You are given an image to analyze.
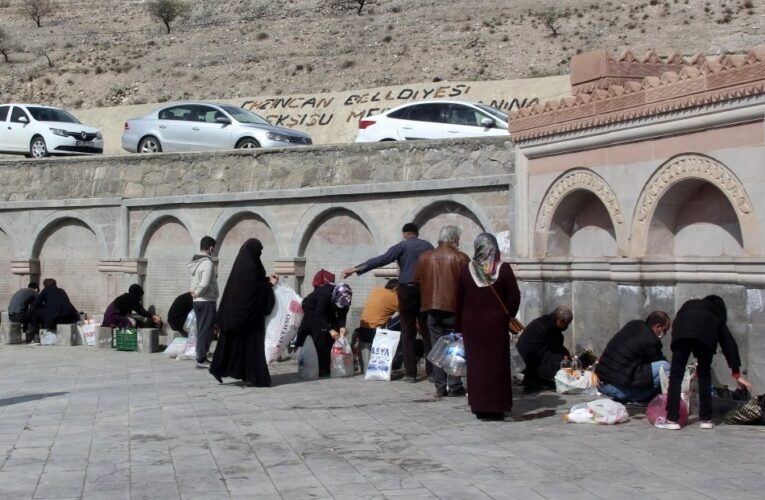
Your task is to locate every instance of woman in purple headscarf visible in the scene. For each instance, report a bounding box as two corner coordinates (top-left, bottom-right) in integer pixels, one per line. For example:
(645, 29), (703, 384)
(455, 233), (521, 421)
(210, 238), (277, 386)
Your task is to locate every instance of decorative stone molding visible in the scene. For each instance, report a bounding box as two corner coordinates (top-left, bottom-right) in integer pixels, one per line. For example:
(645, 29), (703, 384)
(11, 259), (40, 276)
(631, 154), (758, 255)
(372, 264), (399, 279)
(273, 258), (306, 277)
(536, 169), (624, 232)
(98, 259), (147, 275)
(510, 46), (765, 142)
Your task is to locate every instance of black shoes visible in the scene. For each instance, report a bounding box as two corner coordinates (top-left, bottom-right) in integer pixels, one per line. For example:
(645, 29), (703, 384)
(436, 388), (448, 397)
(475, 412), (504, 421)
(447, 387), (466, 397)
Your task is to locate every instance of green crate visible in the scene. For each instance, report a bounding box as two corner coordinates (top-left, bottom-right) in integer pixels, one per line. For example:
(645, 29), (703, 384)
(115, 329), (138, 352)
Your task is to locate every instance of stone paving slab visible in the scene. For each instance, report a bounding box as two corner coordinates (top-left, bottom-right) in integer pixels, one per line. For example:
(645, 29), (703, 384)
(0, 344), (763, 500)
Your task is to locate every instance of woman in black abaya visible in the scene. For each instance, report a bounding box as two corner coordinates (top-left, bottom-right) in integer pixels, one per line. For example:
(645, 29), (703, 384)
(210, 238), (277, 386)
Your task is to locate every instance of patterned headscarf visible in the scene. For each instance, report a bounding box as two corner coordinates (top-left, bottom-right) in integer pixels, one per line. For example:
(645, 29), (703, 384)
(332, 282), (353, 308)
(470, 232), (501, 287)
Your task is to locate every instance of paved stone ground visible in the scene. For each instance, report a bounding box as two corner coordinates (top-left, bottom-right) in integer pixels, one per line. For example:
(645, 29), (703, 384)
(0, 345), (763, 500)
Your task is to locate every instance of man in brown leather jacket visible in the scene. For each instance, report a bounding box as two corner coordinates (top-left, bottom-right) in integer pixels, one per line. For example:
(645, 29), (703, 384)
(414, 225), (470, 397)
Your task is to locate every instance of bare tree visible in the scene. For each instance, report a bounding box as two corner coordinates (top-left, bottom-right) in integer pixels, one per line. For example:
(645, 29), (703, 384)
(20, 0), (55, 28)
(328, 0), (376, 15)
(0, 28), (11, 62)
(147, 0), (191, 34)
(36, 47), (53, 67)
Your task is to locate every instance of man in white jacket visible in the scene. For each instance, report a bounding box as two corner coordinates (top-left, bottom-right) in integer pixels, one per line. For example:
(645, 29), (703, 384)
(188, 236), (219, 368)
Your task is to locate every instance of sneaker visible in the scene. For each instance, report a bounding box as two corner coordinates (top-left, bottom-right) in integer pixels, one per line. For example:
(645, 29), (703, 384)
(654, 417), (681, 430)
(447, 387), (467, 397)
(699, 421), (715, 429)
(196, 360), (209, 369)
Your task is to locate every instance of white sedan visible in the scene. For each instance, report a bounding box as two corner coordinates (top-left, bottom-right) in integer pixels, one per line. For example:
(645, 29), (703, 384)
(0, 103), (103, 158)
(354, 100), (509, 142)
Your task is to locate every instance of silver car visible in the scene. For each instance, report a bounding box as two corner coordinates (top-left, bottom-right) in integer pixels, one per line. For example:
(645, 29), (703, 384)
(121, 101), (312, 153)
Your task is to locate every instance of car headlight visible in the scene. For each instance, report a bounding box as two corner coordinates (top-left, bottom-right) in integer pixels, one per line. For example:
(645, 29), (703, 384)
(96, 132), (103, 140)
(266, 132), (290, 142)
(50, 128), (69, 137)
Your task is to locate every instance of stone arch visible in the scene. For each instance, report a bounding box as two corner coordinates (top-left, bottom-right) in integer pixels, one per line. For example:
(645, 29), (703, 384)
(141, 216), (196, 324)
(291, 203), (383, 257)
(134, 210), (199, 258)
(295, 205), (380, 308)
(405, 197), (489, 252)
(33, 215), (104, 316)
(30, 210), (109, 259)
(213, 209), (280, 291)
(631, 154), (757, 256)
(210, 207), (281, 254)
(534, 169), (625, 258)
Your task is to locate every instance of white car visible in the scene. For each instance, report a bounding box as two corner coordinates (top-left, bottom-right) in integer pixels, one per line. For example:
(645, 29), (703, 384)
(0, 103), (104, 158)
(354, 100), (509, 142)
(121, 101), (312, 153)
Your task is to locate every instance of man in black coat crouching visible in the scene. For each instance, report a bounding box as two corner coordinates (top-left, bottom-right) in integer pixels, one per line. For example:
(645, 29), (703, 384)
(595, 311), (671, 403)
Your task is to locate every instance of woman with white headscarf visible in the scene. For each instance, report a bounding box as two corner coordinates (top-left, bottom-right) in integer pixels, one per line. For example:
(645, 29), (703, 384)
(455, 233), (521, 421)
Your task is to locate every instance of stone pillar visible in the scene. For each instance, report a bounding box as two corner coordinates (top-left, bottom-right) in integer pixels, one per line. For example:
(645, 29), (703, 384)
(98, 258), (147, 315)
(11, 259), (40, 290)
(273, 257), (306, 291)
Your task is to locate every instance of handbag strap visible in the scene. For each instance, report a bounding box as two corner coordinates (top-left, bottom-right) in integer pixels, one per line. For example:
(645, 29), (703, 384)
(488, 282), (510, 316)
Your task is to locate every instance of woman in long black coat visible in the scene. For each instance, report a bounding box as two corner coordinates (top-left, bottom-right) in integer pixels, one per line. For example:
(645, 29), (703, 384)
(210, 238), (277, 386)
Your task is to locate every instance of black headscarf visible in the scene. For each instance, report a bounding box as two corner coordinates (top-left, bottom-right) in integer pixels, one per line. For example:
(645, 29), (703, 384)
(217, 238), (272, 332)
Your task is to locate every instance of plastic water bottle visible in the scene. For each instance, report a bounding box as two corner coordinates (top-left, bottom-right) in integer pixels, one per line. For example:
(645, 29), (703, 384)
(560, 357), (572, 369)
(571, 356), (582, 374)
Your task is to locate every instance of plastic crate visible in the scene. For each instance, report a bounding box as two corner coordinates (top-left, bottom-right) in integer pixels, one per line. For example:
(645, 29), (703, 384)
(115, 329), (138, 352)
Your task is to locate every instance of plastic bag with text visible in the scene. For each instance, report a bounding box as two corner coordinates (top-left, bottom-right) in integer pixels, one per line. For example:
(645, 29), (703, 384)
(79, 320), (99, 346)
(264, 281), (304, 364)
(330, 337), (354, 377)
(365, 328), (402, 382)
(565, 399), (629, 425)
(178, 311), (198, 360)
(298, 335), (319, 379)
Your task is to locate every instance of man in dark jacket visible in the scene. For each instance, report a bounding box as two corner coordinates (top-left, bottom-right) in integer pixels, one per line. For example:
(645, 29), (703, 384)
(31, 279), (80, 335)
(656, 295), (752, 430)
(8, 281), (39, 343)
(414, 225), (470, 397)
(596, 311), (671, 403)
(516, 305), (573, 390)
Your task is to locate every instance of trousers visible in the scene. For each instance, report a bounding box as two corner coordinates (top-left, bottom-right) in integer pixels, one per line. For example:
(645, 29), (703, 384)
(666, 338), (714, 422)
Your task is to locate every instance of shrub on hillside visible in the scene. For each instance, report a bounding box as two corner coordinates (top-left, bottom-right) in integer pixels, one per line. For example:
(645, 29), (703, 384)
(147, 0), (190, 34)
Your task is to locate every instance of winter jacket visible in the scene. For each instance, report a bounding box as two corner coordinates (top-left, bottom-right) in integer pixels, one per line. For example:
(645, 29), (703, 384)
(516, 313), (571, 381)
(188, 254), (219, 302)
(595, 319), (665, 388)
(295, 285), (349, 347)
(414, 243), (470, 313)
(671, 299), (742, 373)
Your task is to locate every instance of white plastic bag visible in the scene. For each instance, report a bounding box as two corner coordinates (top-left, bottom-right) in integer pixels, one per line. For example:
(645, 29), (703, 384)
(510, 335), (525, 381)
(565, 399), (629, 425)
(178, 311), (198, 360)
(264, 281), (304, 364)
(298, 336), (319, 379)
(554, 369), (598, 395)
(78, 321), (98, 346)
(164, 337), (188, 358)
(660, 364), (696, 395)
(40, 330), (59, 346)
(364, 328), (401, 382)
(330, 337), (354, 377)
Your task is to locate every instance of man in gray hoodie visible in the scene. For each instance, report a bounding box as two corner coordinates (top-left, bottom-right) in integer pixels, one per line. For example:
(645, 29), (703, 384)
(189, 236), (219, 368)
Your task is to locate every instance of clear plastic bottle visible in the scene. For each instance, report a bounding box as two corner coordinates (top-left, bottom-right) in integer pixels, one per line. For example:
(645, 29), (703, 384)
(570, 355), (582, 374)
(560, 357), (572, 369)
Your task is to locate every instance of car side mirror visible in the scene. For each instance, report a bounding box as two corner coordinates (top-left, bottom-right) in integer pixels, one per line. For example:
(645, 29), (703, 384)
(18, 116), (28, 124)
(215, 116), (231, 125)
(480, 117), (494, 128)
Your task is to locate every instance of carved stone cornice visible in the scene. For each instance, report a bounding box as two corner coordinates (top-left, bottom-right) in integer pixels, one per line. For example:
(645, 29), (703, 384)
(98, 259), (147, 275)
(510, 46), (765, 143)
(11, 259), (40, 275)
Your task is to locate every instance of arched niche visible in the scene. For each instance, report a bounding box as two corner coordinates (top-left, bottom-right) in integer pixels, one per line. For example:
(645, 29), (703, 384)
(0, 229), (13, 309)
(632, 154), (757, 256)
(36, 219), (103, 316)
(412, 200), (485, 252)
(646, 180), (742, 256)
(299, 208), (378, 305)
(535, 169), (625, 258)
(216, 213), (278, 290)
(547, 191), (617, 257)
(142, 218), (195, 321)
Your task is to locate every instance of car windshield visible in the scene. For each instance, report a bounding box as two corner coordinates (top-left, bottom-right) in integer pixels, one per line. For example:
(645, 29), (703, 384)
(27, 106), (80, 123)
(219, 105), (271, 125)
(474, 103), (508, 123)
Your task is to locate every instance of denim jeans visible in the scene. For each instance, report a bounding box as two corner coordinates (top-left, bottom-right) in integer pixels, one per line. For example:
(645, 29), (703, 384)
(598, 360), (669, 402)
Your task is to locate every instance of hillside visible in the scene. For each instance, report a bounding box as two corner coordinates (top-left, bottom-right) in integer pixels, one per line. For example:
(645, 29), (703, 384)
(0, 0), (763, 109)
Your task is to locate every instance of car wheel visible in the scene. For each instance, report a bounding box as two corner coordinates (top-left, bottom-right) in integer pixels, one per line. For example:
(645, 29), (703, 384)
(138, 136), (162, 153)
(30, 136), (50, 158)
(235, 138), (260, 149)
